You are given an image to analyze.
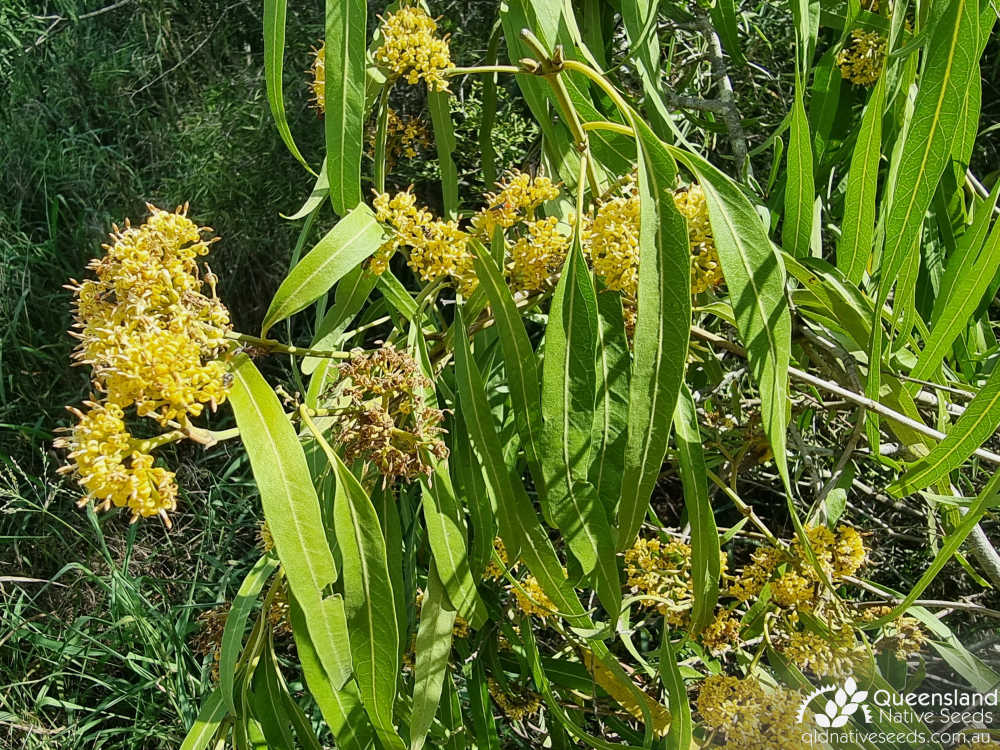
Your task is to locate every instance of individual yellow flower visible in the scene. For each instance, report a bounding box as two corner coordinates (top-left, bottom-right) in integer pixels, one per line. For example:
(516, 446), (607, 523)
(509, 216), (570, 291)
(697, 675), (806, 749)
(55, 402), (178, 523)
(471, 170), (561, 239)
(375, 6), (452, 92)
(487, 677), (542, 721)
(513, 575), (557, 620)
(836, 30), (885, 86)
(310, 42), (326, 113)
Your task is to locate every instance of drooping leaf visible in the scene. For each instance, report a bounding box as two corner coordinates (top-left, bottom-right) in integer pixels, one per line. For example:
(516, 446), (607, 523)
(229, 355), (353, 689)
(617, 121), (690, 553)
(783, 78), (815, 258)
(671, 147), (792, 490)
(331, 452), (405, 750)
(409, 563), (457, 750)
(324, 0), (366, 215)
(540, 242), (619, 614)
(263, 0), (312, 173)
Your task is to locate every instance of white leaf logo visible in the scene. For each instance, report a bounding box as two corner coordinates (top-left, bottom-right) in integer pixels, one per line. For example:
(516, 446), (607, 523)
(814, 713), (831, 728)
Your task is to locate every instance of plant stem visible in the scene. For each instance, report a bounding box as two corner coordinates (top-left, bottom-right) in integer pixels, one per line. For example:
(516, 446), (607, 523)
(227, 331), (351, 360)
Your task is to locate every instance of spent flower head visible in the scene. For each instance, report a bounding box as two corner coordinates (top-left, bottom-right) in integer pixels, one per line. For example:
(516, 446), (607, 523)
(326, 345), (447, 482)
(836, 30), (885, 86)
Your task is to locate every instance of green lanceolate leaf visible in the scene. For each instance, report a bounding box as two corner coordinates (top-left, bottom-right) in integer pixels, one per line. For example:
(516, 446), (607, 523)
(289, 595), (374, 750)
(590, 288), (631, 517)
(471, 242), (546, 494)
(220, 554), (280, 713)
(876, 0), (981, 304)
(783, 78), (815, 258)
(229, 355), (353, 689)
(428, 89), (459, 218)
(671, 147), (792, 490)
(261, 204), (387, 335)
(421, 465), (487, 628)
(263, 0), (312, 173)
(324, 0), (366, 215)
(179, 687), (228, 750)
(409, 563), (457, 750)
(837, 74), (886, 284)
(302, 264), (379, 377)
(889, 365), (1000, 495)
(659, 636), (693, 750)
(674, 385), (720, 634)
(331, 452), (404, 750)
(618, 122), (690, 553)
(541, 242), (619, 614)
(285, 158), (330, 220)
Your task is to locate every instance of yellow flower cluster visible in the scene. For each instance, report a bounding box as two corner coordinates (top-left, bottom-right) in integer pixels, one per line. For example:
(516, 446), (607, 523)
(375, 108), (432, 169)
(510, 217), (570, 292)
(372, 190), (477, 294)
(729, 525), (866, 612)
(310, 42), (326, 113)
(697, 675), (805, 750)
(375, 6), (452, 92)
(781, 627), (865, 679)
(675, 184), (723, 294)
(583, 184), (641, 298)
(58, 205), (231, 523)
(583, 179), (724, 301)
(472, 170), (561, 239)
(57, 402), (178, 521)
(700, 610), (743, 655)
(861, 606), (928, 660)
(192, 603), (229, 682)
(624, 536), (695, 625)
(484, 537), (510, 581)
(513, 574), (557, 620)
(487, 678), (542, 721)
(836, 30), (885, 86)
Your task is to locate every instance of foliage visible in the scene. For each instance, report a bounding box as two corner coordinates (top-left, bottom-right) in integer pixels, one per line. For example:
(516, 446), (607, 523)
(5, 0), (1000, 747)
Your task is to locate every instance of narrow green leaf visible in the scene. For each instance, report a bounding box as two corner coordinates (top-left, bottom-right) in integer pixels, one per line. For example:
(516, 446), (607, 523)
(837, 74), (886, 284)
(451, 410), (496, 578)
(324, 0), (366, 214)
(263, 0), (312, 173)
(229, 355), (353, 689)
(262, 204), (386, 335)
(471, 242), (545, 493)
(331, 453), (405, 750)
(428, 89), (459, 219)
(621, 0), (672, 138)
(421, 467), (487, 628)
(541, 243), (619, 614)
(466, 661), (501, 750)
(409, 563), (456, 750)
(670, 147), (792, 489)
(877, 0), (981, 302)
(674, 385), (720, 634)
(220, 554), (279, 713)
(617, 121), (690, 552)
(283, 158), (329, 220)
(289, 595), (374, 750)
(889, 366), (1000, 495)
(783, 79), (815, 258)
(179, 687), (228, 750)
(659, 636), (692, 750)
(302, 264), (379, 376)
(590, 289), (631, 516)
(248, 649), (296, 750)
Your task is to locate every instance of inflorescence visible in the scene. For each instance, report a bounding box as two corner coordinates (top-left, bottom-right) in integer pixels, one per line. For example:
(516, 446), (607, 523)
(374, 5), (453, 92)
(57, 205), (232, 524)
